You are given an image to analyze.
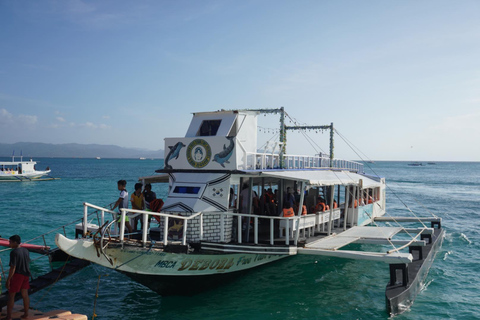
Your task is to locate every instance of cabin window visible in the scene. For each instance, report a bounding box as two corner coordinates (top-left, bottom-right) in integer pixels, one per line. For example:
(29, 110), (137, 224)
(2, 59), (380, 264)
(173, 186), (201, 194)
(197, 120), (221, 136)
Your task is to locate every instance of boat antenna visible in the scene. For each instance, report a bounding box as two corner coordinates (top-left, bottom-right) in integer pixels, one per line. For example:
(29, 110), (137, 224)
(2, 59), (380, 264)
(284, 115), (334, 167)
(11, 150), (14, 162)
(240, 107), (335, 168)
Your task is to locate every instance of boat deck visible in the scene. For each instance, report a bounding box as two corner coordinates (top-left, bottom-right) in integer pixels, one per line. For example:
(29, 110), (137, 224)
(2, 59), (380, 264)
(304, 226), (403, 250)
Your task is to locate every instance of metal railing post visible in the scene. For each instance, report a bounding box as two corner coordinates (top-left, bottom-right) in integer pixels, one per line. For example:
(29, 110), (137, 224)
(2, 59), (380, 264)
(83, 204), (88, 237)
(142, 213), (148, 247)
(119, 210), (126, 244)
(270, 218), (274, 245)
(254, 217), (258, 244)
(163, 216), (169, 245)
(182, 220), (188, 245)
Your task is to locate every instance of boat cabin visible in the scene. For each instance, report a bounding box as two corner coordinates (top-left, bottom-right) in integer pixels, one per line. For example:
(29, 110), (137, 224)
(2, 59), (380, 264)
(138, 109), (386, 246)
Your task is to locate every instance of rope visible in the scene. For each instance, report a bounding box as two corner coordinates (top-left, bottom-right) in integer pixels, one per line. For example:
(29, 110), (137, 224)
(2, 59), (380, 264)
(335, 129), (430, 228)
(91, 274), (108, 320)
(114, 242), (154, 270)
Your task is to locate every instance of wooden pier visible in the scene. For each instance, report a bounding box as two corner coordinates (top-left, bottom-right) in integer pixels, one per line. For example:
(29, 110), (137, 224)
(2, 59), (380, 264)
(1, 303), (87, 319)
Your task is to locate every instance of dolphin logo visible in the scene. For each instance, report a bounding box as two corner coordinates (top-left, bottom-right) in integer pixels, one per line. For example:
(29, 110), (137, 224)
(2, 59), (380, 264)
(164, 142), (186, 170)
(213, 136), (235, 168)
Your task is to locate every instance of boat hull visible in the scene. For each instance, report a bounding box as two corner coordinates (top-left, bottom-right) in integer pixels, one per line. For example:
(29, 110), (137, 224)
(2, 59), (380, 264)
(385, 227), (445, 315)
(0, 170), (50, 181)
(55, 234), (287, 294)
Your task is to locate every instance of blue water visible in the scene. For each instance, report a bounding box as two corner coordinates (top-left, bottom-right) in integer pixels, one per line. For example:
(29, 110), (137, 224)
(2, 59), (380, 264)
(0, 159), (479, 319)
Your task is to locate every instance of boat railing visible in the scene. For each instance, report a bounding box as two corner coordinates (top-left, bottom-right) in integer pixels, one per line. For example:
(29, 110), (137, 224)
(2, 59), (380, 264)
(86, 203), (343, 249)
(82, 202), (120, 236)
(245, 152), (364, 172)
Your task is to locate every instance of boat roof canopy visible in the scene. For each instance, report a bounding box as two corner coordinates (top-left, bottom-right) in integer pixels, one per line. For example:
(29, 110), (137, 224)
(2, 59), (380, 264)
(257, 170), (381, 188)
(138, 173), (169, 184)
(139, 170), (381, 187)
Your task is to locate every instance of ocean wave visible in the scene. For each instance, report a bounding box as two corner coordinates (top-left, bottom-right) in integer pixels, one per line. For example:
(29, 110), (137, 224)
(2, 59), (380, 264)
(443, 251), (452, 261)
(460, 233), (472, 245)
(421, 278), (434, 293)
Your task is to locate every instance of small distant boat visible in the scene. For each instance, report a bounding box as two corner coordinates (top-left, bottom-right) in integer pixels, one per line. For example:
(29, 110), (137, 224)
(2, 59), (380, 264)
(0, 155), (51, 181)
(96, 157), (101, 160)
(408, 162), (423, 166)
(139, 157), (146, 160)
(427, 162), (436, 165)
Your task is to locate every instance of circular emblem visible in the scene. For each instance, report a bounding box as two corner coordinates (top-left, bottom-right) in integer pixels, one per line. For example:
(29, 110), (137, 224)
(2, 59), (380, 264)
(186, 139), (212, 168)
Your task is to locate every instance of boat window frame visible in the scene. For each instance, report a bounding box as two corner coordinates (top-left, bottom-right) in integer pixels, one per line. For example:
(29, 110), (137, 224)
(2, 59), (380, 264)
(169, 182), (205, 198)
(196, 119), (222, 137)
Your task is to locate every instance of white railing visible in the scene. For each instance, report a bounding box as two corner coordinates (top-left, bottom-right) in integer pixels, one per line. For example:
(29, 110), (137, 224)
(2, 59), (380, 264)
(81, 203), (345, 249)
(245, 152), (364, 172)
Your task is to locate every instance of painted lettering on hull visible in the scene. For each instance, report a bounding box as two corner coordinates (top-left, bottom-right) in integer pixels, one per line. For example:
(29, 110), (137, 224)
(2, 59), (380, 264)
(154, 260), (177, 269)
(178, 258), (236, 272)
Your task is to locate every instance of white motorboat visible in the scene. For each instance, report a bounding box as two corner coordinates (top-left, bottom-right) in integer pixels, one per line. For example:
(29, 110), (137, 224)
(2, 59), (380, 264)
(0, 155), (51, 181)
(56, 108), (444, 315)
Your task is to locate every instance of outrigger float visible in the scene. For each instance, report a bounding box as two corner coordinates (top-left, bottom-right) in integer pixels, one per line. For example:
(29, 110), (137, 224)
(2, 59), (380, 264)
(55, 108), (444, 316)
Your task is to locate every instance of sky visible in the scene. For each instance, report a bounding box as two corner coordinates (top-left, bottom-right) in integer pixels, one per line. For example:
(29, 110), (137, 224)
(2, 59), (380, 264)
(1, 0), (479, 161)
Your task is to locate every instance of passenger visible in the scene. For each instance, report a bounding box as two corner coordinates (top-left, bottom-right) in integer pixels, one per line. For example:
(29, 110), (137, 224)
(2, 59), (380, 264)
(229, 187), (237, 209)
(143, 183), (157, 210)
(285, 187), (295, 208)
(253, 191), (260, 214)
(131, 183), (145, 231)
(333, 200), (338, 209)
(239, 183), (250, 214)
(282, 201), (295, 217)
(6, 235), (31, 320)
(112, 180), (133, 236)
(315, 197), (329, 212)
(302, 205), (307, 215)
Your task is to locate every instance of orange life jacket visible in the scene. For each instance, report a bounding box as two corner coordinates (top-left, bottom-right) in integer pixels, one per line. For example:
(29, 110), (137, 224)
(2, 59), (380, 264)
(283, 207), (294, 217)
(302, 205), (307, 215)
(315, 202), (326, 212)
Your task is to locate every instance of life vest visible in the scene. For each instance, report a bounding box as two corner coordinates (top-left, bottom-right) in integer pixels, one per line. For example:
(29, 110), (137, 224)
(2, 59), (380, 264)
(150, 198), (164, 212)
(283, 207), (294, 217)
(354, 199), (358, 208)
(315, 202), (326, 212)
(302, 205), (307, 215)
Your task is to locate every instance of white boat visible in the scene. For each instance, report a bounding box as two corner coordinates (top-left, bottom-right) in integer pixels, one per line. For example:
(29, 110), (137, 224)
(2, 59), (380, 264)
(0, 156), (51, 181)
(56, 108), (444, 315)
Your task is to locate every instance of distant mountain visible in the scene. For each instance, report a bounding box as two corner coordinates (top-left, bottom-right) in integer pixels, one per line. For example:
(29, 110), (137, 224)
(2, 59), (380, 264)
(0, 142), (164, 159)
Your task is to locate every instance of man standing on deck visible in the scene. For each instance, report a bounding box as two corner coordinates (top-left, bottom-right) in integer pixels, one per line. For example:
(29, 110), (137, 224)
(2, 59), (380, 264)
(5, 234), (31, 320)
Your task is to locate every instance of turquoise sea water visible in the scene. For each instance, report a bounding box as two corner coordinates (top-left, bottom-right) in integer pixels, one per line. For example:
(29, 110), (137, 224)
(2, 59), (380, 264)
(0, 159), (478, 320)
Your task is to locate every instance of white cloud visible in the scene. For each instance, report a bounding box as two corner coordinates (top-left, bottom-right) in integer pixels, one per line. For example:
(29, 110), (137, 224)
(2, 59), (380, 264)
(0, 108), (37, 126)
(18, 114), (38, 125)
(79, 122), (110, 129)
(56, 116), (66, 122)
(0, 108), (14, 124)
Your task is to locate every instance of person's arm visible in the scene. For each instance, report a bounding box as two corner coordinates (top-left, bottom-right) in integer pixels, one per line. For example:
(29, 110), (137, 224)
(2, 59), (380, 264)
(112, 197), (122, 210)
(6, 265), (16, 290)
(130, 194), (135, 208)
